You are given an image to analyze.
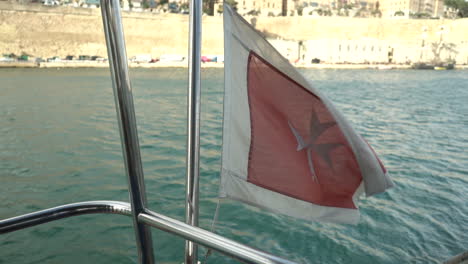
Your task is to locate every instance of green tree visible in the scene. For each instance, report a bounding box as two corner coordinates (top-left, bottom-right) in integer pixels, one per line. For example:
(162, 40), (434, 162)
(296, 5), (303, 15)
(444, 0), (468, 17)
(180, 2), (188, 9)
(225, 0), (238, 11)
(215, 0), (238, 14)
(203, 0), (215, 15)
(431, 41), (458, 64)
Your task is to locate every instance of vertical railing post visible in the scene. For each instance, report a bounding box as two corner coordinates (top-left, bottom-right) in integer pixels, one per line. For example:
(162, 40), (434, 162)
(100, 0), (155, 263)
(185, 0), (202, 261)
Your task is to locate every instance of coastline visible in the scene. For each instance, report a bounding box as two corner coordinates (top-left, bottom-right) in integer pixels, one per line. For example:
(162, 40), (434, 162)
(2, 3), (468, 67)
(1, 61), (468, 69)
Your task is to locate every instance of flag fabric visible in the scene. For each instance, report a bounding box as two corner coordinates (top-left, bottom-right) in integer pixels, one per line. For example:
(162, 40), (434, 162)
(220, 4), (394, 224)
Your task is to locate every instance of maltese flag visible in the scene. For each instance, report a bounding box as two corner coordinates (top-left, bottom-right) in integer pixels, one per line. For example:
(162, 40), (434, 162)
(220, 4), (394, 224)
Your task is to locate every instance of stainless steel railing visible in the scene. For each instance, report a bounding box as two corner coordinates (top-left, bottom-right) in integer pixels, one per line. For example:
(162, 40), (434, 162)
(185, 0), (203, 262)
(0, 201), (132, 234)
(0, 201), (297, 264)
(0, 0), (300, 263)
(100, 0), (155, 262)
(139, 211), (298, 264)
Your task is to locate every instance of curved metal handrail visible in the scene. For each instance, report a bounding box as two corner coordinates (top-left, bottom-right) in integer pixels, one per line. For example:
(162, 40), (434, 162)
(0, 202), (298, 264)
(0, 201), (131, 234)
(140, 210), (298, 264)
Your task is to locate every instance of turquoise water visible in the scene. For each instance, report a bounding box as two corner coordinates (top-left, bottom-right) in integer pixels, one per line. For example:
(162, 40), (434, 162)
(0, 68), (467, 263)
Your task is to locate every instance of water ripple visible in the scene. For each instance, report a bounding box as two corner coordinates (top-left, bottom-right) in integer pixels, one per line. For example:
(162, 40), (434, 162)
(0, 68), (467, 264)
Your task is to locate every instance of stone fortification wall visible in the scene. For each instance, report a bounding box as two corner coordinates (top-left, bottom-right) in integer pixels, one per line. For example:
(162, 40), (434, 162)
(254, 15), (467, 43)
(0, 2), (224, 58)
(255, 15), (468, 64)
(1, 2), (467, 64)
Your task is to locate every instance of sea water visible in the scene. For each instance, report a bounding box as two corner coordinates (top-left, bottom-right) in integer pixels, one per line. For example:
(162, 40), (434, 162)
(0, 68), (466, 264)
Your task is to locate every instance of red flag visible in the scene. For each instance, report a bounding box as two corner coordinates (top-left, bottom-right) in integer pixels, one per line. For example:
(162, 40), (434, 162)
(220, 4), (393, 223)
(247, 52), (362, 209)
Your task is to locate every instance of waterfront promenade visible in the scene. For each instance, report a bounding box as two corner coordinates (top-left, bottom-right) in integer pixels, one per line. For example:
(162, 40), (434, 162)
(4, 60), (468, 69)
(1, 2), (468, 66)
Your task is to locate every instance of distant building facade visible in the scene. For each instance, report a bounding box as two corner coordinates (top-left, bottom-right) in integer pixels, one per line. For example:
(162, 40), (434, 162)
(236, 0), (287, 16)
(269, 37), (463, 65)
(375, 0), (444, 17)
(234, 0), (444, 17)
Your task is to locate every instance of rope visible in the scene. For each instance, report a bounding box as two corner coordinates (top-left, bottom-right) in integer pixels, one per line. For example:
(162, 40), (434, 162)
(202, 198), (222, 264)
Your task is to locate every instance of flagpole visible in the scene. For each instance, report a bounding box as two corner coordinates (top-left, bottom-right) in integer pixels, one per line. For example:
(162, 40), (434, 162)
(185, 0), (202, 261)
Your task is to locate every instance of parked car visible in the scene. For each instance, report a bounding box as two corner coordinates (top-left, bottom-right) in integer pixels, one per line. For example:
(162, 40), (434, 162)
(130, 54), (152, 63)
(168, 2), (179, 13)
(79, 55), (91, 60)
(47, 56), (61, 62)
(91, 56), (104, 61)
(0, 57), (15, 62)
(159, 54), (185, 62)
(43, 0), (60, 6)
(201, 55), (218, 63)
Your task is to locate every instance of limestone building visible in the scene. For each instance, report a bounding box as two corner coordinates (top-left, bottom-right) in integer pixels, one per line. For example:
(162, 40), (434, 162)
(236, 0), (288, 16)
(377, 0), (444, 17)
